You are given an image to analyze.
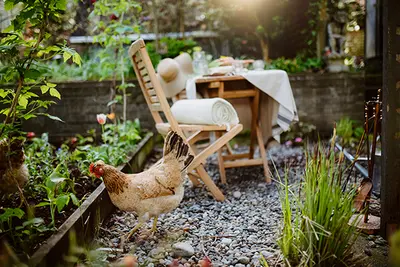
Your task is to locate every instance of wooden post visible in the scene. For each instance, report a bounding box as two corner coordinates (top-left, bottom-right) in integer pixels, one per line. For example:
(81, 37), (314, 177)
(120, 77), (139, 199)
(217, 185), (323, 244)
(381, 0), (400, 239)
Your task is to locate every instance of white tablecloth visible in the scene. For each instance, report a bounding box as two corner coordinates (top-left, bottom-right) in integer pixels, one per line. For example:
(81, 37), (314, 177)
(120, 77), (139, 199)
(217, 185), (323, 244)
(186, 70), (298, 137)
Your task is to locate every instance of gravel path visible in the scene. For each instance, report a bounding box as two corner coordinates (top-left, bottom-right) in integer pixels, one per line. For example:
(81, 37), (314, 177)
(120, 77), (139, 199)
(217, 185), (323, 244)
(95, 145), (306, 267)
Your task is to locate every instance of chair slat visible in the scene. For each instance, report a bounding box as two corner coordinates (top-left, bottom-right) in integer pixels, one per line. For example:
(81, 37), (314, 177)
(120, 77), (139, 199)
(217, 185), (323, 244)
(145, 82), (153, 89)
(143, 75), (151, 82)
(147, 89), (156, 96)
(140, 68), (148, 76)
(150, 103), (162, 111)
(137, 61), (146, 70)
(150, 96), (159, 103)
(135, 53), (142, 63)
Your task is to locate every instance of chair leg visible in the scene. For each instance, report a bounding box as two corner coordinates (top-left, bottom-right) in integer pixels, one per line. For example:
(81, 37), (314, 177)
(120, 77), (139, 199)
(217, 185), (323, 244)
(188, 173), (201, 187)
(256, 124), (272, 184)
(216, 132), (227, 184)
(196, 165), (225, 201)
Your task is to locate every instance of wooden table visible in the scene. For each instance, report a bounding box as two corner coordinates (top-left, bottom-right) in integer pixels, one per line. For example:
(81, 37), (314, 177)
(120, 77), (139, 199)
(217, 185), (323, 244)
(191, 75), (271, 183)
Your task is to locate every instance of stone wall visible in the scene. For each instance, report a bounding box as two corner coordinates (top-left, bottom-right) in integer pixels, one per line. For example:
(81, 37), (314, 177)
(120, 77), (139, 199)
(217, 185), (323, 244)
(9, 73), (364, 141)
(289, 73), (365, 134)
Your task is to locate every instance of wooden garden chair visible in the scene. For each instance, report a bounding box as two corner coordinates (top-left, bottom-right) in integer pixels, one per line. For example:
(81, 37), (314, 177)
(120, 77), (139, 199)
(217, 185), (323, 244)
(128, 39), (243, 201)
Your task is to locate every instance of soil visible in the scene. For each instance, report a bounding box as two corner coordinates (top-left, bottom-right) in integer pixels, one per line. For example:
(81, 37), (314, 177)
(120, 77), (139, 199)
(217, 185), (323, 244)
(0, 158), (102, 256)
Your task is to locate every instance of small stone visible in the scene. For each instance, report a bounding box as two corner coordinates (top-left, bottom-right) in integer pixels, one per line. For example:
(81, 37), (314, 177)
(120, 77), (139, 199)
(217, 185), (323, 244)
(383, 250), (388, 256)
(367, 235), (375, 241)
(364, 248), (372, 256)
(172, 242), (195, 257)
(261, 251), (274, 258)
(375, 236), (387, 246)
(368, 241), (376, 248)
(235, 264), (245, 267)
(237, 256), (250, 264)
(233, 191), (242, 199)
(221, 238), (233, 245)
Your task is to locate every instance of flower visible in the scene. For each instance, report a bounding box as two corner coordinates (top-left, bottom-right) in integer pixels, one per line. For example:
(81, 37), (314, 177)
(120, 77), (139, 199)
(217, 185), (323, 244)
(26, 132), (35, 138)
(96, 114), (107, 125)
(295, 137), (303, 143)
(110, 14), (118, 20)
(107, 112), (115, 120)
(285, 140), (293, 146)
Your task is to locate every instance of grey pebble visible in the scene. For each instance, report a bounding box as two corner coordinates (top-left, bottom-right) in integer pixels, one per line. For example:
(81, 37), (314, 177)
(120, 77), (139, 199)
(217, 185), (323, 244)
(233, 191), (242, 199)
(172, 242), (195, 257)
(237, 256), (250, 264)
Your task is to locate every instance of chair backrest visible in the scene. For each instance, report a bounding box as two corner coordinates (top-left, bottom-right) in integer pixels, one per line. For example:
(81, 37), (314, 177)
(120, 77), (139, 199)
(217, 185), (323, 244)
(128, 39), (181, 133)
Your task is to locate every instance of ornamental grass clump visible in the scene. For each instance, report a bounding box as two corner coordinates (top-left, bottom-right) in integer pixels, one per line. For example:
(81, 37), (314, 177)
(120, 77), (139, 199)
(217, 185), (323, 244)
(278, 133), (360, 267)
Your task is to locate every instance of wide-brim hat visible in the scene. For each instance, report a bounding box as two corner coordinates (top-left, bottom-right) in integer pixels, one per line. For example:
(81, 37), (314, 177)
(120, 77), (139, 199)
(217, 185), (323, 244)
(157, 53), (193, 98)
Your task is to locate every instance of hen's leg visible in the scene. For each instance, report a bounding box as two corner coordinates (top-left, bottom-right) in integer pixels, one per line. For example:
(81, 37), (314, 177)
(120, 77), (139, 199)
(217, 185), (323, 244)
(151, 216), (158, 232)
(126, 222), (143, 239)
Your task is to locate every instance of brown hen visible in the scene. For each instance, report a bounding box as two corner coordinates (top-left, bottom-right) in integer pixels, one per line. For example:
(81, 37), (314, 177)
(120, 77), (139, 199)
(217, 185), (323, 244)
(89, 131), (193, 238)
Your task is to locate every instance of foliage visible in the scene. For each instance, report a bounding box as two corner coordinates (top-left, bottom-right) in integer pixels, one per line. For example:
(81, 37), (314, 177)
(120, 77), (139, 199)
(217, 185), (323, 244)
(0, 0), (81, 138)
(336, 117), (364, 147)
(0, 120), (142, 255)
(89, 0), (141, 123)
(277, 135), (359, 266)
(281, 122), (317, 145)
(266, 56), (324, 73)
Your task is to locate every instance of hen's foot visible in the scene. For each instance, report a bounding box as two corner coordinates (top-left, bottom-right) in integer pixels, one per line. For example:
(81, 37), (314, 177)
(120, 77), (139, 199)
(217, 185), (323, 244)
(125, 222), (143, 240)
(151, 216), (158, 233)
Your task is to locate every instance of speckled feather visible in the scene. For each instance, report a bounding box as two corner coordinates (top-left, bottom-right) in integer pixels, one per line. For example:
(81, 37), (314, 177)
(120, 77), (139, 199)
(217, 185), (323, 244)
(100, 131), (193, 221)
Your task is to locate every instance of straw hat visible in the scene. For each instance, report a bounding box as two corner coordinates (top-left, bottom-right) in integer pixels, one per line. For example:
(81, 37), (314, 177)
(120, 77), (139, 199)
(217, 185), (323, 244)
(157, 53), (193, 98)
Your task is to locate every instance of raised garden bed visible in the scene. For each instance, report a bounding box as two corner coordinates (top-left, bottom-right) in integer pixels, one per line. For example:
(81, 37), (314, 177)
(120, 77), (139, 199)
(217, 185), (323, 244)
(28, 131), (154, 267)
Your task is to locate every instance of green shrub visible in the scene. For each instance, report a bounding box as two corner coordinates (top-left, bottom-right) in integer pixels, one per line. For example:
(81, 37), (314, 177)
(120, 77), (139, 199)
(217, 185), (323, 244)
(277, 135), (359, 266)
(336, 117), (364, 147)
(266, 56), (323, 73)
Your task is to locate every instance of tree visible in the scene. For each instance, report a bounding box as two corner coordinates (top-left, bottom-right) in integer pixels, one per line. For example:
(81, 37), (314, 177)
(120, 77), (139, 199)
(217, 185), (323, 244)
(90, 0), (141, 123)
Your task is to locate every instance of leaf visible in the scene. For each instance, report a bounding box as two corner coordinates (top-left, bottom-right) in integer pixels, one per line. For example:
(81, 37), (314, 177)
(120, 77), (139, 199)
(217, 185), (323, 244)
(35, 202), (50, 208)
(4, 0), (14, 10)
(40, 85), (49, 94)
(70, 193), (79, 206)
(45, 114), (64, 123)
(23, 114), (37, 120)
(50, 177), (67, 184)
(46, 82), (57, 88)
(24, 69), (42, 80)
(0, 89), (10, 98)
(72, 53), (82, 66)
(63, 52), (72, 62)
(49, 88), (61, 99)
(0, 208), (25, 222)
(18, 95), (28, 108)
(56, 195), (69, 213)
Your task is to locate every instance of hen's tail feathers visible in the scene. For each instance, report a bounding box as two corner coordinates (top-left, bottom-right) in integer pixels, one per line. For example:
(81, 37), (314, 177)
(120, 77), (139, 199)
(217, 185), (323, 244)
(163, 131), (194, 172)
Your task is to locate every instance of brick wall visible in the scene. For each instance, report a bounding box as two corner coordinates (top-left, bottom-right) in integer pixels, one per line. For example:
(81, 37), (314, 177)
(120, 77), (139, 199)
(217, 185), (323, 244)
(7, 73), (364, 141)
(289, 73), (365, 133)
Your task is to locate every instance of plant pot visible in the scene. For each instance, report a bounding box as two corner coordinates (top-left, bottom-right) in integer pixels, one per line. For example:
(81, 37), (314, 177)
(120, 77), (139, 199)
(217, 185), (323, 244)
(28, 132), (154, 267)
(327, 58), (349, 73)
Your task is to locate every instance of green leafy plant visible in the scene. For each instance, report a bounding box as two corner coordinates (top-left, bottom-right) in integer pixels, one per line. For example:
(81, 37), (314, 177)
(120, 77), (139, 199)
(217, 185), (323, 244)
(89, 0), (141, 123)
(336, 116), (364, 147)
(277, 134), (360, 266)
(0, 0), (81, 138)
(266, 56), (324, 73)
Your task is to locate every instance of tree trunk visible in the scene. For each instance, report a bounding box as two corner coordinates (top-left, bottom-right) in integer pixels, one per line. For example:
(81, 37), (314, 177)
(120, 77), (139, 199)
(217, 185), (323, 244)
(179, 0), (185, 38)
(150, 0), (159, 51)
(259, 38), (269, 62)
(316, 0), (328, 58)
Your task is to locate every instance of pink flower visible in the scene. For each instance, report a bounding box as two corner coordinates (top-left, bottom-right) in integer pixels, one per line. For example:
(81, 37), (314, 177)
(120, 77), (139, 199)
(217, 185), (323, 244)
(27, 132), (35, 138)
(295, 137), (303, 143)
(285, 140), (293, 146)
(96, 114), (107, 125)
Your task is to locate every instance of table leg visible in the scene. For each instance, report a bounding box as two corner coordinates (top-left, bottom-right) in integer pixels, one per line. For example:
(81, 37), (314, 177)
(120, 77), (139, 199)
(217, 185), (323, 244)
(249, 88), (260, 159)
(256, 123), (271, 184)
